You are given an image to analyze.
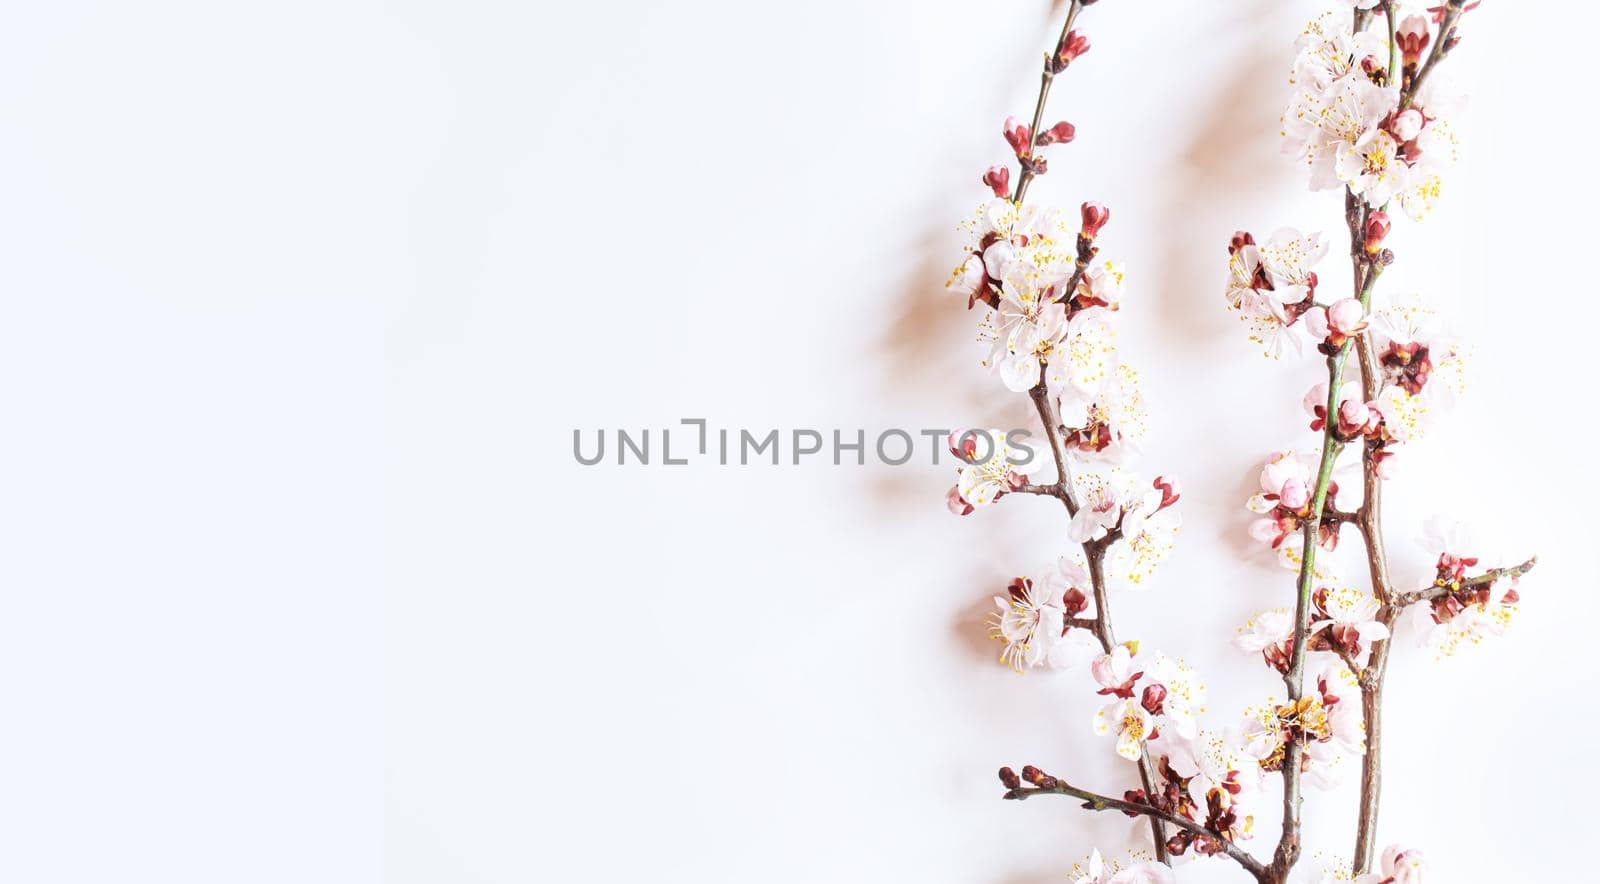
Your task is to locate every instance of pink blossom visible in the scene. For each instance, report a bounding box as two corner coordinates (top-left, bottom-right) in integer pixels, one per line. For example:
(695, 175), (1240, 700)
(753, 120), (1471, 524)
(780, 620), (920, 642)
(946, 486), (974, 516)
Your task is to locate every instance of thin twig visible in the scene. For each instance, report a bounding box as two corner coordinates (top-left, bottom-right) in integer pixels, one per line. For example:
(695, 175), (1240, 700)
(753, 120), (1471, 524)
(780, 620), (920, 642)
(1005, 781), (1268, 879)
(1013, 0), (1084, 205)
(997, 0), (1172, 863)
(1392, 557), (1539, 608)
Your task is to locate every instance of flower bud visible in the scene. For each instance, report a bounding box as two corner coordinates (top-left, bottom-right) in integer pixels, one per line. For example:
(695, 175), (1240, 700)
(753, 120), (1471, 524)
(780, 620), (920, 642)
(998, 766), (1022, 790)
(1327, 298), (1367, 336)
(1057, 30), (1091, 66)
(982, 164), (1011, 199)
(1080, 202), (1111, 238)
(1003, 115), (1032, 157)
(1363, 210), (1391, 255)
(1396, 14), (1431, 65)
(1020, 765), (1048, 786)
(1279, 478), (1310, 511)
(1391, 109), (1424, 142)
(1337, 399), (1373, 437)
(1036, 120), (1076, 146)
(1228, 230), (1256, 255)
(1140, 683), (1167, 715)
(1062, 587), (1089, 618)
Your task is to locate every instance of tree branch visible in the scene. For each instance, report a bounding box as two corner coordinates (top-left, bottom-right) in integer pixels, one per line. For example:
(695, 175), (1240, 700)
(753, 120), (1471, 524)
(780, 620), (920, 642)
(1004, 780), (1268, 879)
(1013, 0), (1084, 205)
(1392, 557), (1538, 608)
(997, 1), (1172, 863)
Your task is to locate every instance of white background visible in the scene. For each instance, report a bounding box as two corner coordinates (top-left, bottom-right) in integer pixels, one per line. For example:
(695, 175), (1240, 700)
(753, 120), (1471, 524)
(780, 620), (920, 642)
(0, 1), (1592, 881)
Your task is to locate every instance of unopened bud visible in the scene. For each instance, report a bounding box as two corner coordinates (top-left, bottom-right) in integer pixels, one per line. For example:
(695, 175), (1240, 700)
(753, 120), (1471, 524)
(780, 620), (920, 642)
(1141, 683), (1167, 715)
(1003, 116), (1032, 158)
(1364, 210), (1391, 255)
(1396, 14), (1431, 65)
(1279, 478), (1311, 511)
(1062, 587), (1089, 618)
(1337, 399), (1373, 438)
(1080, 202), (1111, 238)
(1057, 30), (1091, 66)
(998, 766), (1022, 789)
(1391, 109), (1424, 143)
(982, 165), (1012, 199)
(1036, 120), (1076, 146)
(1327, 298), (1367, 336)
(1228, 230), (1256, 255)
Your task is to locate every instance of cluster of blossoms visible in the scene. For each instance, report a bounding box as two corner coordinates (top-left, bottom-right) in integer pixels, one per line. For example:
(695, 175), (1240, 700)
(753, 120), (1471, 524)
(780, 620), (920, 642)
(1246, 450), (1346, 562)
(942, 104), (1182, 586)
(949, 198), (1125, 411)
(987, 555), (1099, 672)
(1282, 8), (1463, 218)
(1240, 662), (1364, 789)
(945, 429), (1042, 513)
(1405, 516), (1522, 658)
(954, 2), (1532, 881)
(1213, 2), (1531, 880)
(1089, 643), (1206, 759)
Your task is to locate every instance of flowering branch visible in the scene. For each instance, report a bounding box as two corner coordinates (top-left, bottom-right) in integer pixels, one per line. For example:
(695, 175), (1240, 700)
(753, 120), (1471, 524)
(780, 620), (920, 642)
(942, 1), (1205, 873)
(946, 1), (1524, 881)
(1392, 557), (1538, 608)
(1012, 1), (1085, 205)
(1001, 766), (1270, 879)
(1008, 2), (1174, 860)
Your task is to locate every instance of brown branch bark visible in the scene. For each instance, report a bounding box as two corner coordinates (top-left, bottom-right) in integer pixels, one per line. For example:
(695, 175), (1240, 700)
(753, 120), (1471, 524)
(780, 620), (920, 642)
(998, 0), (1173, 866)
(1346, 2), (1475, 870)
(1024, 378), (1170, 863)
(1012, 0), (1084, 205)
(1005, 780), (1269, 880)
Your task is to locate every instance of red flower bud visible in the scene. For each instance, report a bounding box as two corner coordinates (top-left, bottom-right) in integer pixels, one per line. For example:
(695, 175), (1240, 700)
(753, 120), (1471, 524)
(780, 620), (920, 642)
(1363, 210), (1391, 255)
(1140, 683), (1167, 715)
(1080, 202), (1111, 238)
(1228, 230), (1256, 255)
(982, 164), (1011, 199)
(1057, 30), (1091, 66)
(1002, 115), (1032, 158)
(998, 766), (1022, 789)
(1062, 587), (1089, 619)
(1396, 14), (1432, 65)
(1036, 120), (1076, 146)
